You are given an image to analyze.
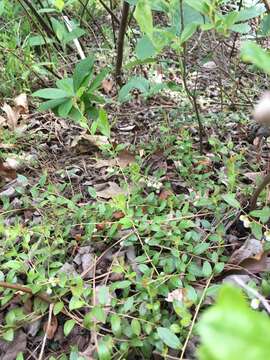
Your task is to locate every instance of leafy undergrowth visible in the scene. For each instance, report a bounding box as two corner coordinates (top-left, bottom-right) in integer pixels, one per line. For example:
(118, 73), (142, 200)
(1, 102), (270, 359)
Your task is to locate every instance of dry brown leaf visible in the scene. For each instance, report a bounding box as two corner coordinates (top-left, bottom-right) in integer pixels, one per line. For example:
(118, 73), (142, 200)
(44, 315), (58, 340)
(71, 134), (109, 153)
(14, 93), (28, 114)
(95, 181), (126, 199)
(159, 189), (173, 200)
(0, 161), (17, 179)
(239, 252), (270, 273)
(229, 238), (264, 265)
(1, 103), (20, 130)
(95, 150), (135, 169)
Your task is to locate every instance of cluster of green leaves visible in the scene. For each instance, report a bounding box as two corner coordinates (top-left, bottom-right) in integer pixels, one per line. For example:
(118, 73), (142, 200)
(32, 56), (110, 134)
(0, 127), (256, 358)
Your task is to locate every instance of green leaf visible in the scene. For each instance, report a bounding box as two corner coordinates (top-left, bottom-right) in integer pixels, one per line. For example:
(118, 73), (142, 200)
(231, 23), (250, 34)
(111, 280), (131, 290)
(180, 22), (198, 44)
(63, 28), (85, 44)
(89, 68), (109, 92)
(250, 207), (270, 223)
(58, 99), (73, 117)
(184, 0), (209, 16)
(197, 285), (270, 360)
(237, 4), (265, 22)
(202, 261), (212, 278)
(241, 41), (270, 75)
(111, 314), (122, 336)
(32, 88), (68, 99)
(53, 301), (64, 315)
(134, 0), (153, 38)
(97, 286), (110, 305)
(2, 328), (14, 342)
(250, 222), (263, 239)
(38, 98), (67, 112)
(157, 327), (182, 349)
(131, 319), (141, 336)
(56, 77), (74, 95)
(118, 77), (150, 102)
(222, 193), (241, 209)
(63, 319), (76, 336)
(97, 337), (112, 360)
(73, 57), (94, 92)
(135, 35), (156, 59)
(69, 296), (84, 311)
(96, 109), (110, 137)
(90, 306), (107, 323)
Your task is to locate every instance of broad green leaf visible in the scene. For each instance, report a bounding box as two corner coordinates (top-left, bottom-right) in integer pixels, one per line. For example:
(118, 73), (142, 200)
(222, 193), (241, 209)
(135, 35), (156, 59)
(69, 296), (84, 310)
(110, 314), (121, 336)
(231, 23), (250, 34)
(118, 76), (150, 102)
(58, 99), (73, 117)
(38, 98), (67, 111)
(261, 14), (270, 35)
(2, 329), (14, 342)
(131, 319), (141, 336)
(51, 18), (66, 41)
(250, 207), (270, 223)
(27, 35), (54, 46)
(157, 327), (182, 349)
(184, 0), (209, 16)
(56, 77), (74, 95)
(53, 301), (64, 315)
(96, 109), (110, 137)
(250, 222), (263, 239)
(63, 28), (85, 44)
(90, 306), (107, 323)
(89, 67), (109, 92)
(63, 319), (76, 336)
(134, 0), (153, 37)
(73, 57), (94, 92)
(97, 286), (110, 305)
(97, 337), (112, 360)
(32, 88), (68, 99)
(241, 41), (270, 75)
(237, 4), (265, 22)
(180, 22), (198, 44)
(202, 261), (212, 278)
(197, 285), (270, 360)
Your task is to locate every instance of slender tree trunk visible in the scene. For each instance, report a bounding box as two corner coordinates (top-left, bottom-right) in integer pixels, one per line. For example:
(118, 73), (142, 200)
(115, 1), (130, 87)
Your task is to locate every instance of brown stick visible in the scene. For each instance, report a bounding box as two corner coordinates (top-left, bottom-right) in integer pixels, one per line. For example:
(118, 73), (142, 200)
(115, 1), (130, 86)
(0, 281), (53, 304)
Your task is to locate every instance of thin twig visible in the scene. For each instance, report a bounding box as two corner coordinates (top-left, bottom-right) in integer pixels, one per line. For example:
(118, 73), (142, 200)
(38, 303), (53, 360)
(179, 276), (213, 359)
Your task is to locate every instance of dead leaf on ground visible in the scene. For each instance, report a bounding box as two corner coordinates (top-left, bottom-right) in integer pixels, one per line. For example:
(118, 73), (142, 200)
(0, 161), (17, 180)
(44, 315), (58, 340)
(1, 103), (20, 130)
(14, 93), (28, 114)
(240, 252), (270, 273)
(229, 238), (264, 265)
(95, 150), (135, 169)
(159, 189), (173, 200)
(71, 133), (109, 153)
(95, 181), (126, 199)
